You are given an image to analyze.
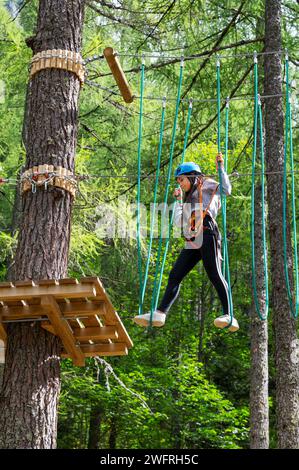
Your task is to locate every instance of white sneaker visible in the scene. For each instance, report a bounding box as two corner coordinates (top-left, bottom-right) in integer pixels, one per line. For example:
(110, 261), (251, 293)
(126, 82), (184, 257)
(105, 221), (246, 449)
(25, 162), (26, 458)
(214, 314), (239, 332)
(133, 310), (166, 327)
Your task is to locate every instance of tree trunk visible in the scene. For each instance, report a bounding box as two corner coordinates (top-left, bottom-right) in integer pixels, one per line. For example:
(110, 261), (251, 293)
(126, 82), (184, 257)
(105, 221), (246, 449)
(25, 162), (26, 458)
(250, 179), (269, 448)
(0, 365), (3, 391)
(264, 0), (299, 448)
(0, 0), (85, 449)
(88, 404), (104, 449)
(197, 272), (209, 364)
(109, 416), (117, 449)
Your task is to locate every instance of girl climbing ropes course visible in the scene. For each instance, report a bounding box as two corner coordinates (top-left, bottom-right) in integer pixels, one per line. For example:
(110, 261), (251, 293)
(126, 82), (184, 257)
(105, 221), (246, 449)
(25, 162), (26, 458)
(133, 154), (239, 332)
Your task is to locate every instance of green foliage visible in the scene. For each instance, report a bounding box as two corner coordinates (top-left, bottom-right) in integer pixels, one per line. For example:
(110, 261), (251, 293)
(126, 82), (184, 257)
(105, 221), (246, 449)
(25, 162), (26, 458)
(0, 0), (298, 450)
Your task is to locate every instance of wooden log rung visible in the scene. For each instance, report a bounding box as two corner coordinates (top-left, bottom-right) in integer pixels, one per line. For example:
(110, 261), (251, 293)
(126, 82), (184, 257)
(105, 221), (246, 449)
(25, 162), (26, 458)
(103, 47), (134, 103)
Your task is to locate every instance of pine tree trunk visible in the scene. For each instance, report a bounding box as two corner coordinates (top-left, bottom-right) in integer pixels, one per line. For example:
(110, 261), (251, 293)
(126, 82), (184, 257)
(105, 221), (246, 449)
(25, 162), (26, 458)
(109, 416), (117, 449)
(264, 0), (299, 448)
(88, 405), (104, 449)
(0, 0), (85, 449)
(250, 180), (269, 448)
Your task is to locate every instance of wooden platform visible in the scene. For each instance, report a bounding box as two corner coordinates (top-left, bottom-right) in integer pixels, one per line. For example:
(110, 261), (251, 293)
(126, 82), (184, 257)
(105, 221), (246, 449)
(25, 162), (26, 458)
(0, 277), (133, 366)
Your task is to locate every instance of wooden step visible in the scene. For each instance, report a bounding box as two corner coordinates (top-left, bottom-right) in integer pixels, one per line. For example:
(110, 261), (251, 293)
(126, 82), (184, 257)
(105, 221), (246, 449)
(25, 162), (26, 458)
(62, 342), (128, 358)
(73, 326), (118, 341)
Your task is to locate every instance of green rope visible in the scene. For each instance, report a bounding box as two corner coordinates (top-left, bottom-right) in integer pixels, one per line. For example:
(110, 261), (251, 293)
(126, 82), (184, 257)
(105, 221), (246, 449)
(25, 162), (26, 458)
(150, 60), (185, 322)
(283, 54), (299, 319)
(140, 98), (167, 308)
(222, 97), (230, 277)
(216, 60), (234, 327)
(153, 99), (193, 313)
(137, 60), (145, 315)
(251, 52), (269, 320)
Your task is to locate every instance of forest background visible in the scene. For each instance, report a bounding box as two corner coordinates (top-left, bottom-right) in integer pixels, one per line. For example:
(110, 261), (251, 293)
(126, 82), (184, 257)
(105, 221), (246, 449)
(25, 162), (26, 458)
(0, 0), (298, 449)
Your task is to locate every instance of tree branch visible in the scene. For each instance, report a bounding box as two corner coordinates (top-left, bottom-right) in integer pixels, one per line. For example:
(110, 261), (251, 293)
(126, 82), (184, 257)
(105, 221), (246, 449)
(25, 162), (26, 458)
(86, 1), (159, 38)
(105, 63), (254, 203)
(80, 122), (127, 163)
(181, 0), (248, 98)
(136, 0), (177, 50)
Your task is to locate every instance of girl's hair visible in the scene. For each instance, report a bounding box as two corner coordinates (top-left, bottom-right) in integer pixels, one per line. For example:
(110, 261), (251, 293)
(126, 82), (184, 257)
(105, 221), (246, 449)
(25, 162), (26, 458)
(182, 171), (204, 203)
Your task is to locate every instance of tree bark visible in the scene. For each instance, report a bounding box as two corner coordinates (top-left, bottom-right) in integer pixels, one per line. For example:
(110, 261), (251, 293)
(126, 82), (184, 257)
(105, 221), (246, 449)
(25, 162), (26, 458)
(108, 416), (117, 449)
(88, 404), (104, 449)
(250, 180), (269, 449)
(264, 0), (299, 448)
(0, 0), (85, 449)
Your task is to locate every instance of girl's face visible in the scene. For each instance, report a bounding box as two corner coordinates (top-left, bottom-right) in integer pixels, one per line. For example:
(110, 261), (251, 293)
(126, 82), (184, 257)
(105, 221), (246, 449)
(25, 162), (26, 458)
(176, 175), (192, 192)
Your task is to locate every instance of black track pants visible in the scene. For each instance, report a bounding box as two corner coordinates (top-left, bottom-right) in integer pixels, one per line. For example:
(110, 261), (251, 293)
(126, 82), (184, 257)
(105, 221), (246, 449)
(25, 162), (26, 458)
(158, 219), (230, 316)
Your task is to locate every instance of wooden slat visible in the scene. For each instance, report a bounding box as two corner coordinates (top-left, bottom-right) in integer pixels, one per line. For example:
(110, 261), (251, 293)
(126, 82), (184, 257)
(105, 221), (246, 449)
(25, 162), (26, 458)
(0, 321), (7, 342)
(0, 301), (106, 321)
(37, 280), (59, 286)
(73, 326), (118, 341)
(0, 276), (133, 362)
(41, 321), (56, 336)
(58, 278), (79, 285)
(14, 280), (36, 287)
(0, 283), (97, 301)
(25, 298), (42, 305)
(76, 319), (101, 332)
(81, 277), (106, 299)
(0, 305), (49, 320)
(84, 277), (133, 349)
(61, 300), (105, 316)
(41, 296), (85, 367)
(2, 300), (26, 307)
(0, 282), (14, 288)
(62, 342), (128, 358)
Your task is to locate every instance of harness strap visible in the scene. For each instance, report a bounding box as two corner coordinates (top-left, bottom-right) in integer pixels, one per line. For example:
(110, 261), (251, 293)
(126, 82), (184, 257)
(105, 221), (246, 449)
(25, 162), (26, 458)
(187, 180), (219, 237)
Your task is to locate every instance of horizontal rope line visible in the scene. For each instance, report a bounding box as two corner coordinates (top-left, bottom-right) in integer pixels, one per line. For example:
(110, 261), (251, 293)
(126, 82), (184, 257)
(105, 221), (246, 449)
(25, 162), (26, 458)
(133, 93), (285, 103)
(1, 169), (299, 184)
(85, 81), (285, 103)
(77, 169), (299, 180)
(115, 50), (287, 60)
(2, 167), (299, 187)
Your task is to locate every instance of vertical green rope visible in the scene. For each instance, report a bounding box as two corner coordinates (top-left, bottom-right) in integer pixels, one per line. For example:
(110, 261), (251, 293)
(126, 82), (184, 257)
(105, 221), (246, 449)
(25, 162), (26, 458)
(150, 59), (185, 321)
(140, 98), (167, 308)
(251, 52), (269, 320)
(216, 59), (234, 327)
(137, 59), (145, 315)
(222, 97), (230, 276)
(153, 99), (193, 313)
(283, 53), (299, 319)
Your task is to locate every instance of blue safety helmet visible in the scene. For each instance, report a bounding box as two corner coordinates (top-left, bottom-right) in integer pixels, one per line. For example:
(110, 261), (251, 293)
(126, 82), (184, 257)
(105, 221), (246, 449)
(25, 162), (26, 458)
(174, 162), (202, 178)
